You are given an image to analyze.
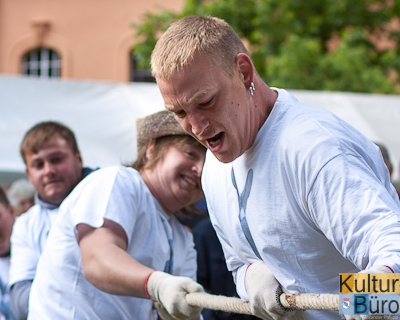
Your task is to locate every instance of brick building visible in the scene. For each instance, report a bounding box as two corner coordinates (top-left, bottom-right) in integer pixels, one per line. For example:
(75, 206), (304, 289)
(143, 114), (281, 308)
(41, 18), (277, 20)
(0, 0), (184, 82)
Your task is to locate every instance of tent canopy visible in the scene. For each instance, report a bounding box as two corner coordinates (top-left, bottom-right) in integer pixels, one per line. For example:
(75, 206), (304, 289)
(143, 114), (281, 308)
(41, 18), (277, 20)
(0, 75), (165, 186)
(1, 74), (399, 186)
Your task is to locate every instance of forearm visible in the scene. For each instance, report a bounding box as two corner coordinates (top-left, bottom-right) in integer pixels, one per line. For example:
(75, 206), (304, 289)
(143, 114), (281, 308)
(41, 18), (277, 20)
(10, 280), (32, 320)
(79, 226), (153, 298)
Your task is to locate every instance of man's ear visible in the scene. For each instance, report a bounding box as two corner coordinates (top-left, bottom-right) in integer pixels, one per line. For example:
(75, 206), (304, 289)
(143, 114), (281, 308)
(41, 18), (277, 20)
(76, 151), (83, 166)
(236, 53), (254, 89)
(25, 167), (33, 184)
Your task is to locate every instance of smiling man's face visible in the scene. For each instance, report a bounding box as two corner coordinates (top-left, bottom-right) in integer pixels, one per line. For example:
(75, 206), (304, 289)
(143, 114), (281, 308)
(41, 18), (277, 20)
(25, 136), (82, 205)
(157, 54), (257, 164)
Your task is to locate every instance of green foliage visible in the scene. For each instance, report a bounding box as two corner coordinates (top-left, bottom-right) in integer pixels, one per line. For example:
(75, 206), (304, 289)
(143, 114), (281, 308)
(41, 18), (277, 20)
(318, 30), (397, 93)
(131, 0), (400, 93)
(131, 9), (180, 70)
(266, 35), (323, 90)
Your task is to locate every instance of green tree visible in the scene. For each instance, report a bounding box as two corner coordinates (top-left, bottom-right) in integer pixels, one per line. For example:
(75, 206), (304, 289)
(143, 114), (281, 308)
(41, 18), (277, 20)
(132, 0), (400, 93)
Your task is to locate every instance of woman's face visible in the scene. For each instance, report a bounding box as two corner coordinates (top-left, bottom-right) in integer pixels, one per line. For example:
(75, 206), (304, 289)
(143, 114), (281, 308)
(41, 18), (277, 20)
(145, 141), (205, 215)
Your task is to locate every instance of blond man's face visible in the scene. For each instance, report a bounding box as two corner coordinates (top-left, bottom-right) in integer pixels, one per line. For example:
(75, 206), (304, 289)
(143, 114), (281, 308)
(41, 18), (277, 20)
(157, 54), (256, 164)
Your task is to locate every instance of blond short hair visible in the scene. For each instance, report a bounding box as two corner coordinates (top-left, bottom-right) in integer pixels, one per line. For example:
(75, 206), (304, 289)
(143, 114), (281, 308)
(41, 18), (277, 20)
(151, 15), (249, 80)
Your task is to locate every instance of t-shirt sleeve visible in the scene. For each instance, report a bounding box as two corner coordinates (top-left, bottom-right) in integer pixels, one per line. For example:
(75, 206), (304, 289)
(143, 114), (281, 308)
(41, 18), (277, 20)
(64, 167), (142, 244)
(9, 214), (39, 286)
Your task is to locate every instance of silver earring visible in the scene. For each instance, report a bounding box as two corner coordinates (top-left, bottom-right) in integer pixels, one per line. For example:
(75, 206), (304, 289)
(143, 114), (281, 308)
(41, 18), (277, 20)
(249, 82), (255, 96)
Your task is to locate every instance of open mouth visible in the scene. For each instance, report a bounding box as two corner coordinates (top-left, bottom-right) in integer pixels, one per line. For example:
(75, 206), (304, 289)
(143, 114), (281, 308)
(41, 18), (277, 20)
(207, 132), (223, 148)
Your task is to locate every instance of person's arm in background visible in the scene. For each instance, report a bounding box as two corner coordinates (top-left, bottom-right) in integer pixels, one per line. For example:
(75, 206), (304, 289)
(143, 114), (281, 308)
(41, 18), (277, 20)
(9, 213), (40, 320)
(10, 280), (31, 320)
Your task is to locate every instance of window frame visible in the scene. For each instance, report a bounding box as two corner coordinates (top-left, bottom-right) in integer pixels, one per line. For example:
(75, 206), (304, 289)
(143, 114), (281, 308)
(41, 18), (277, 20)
(21, 47), (62, 78)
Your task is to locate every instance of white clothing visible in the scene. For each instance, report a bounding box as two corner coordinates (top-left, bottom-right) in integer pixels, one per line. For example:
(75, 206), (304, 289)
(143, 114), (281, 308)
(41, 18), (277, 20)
(9, 203), (58, 287)
(28, 166), (197, 320)
(202, 88), (400, 320)
(0, 257), (11, 320)
(0, 257), (9, 292)
(9, 168), (93, 290)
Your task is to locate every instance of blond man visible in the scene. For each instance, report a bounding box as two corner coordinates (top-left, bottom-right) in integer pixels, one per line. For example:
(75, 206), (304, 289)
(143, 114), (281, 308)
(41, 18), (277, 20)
(151, 16), (400, 320)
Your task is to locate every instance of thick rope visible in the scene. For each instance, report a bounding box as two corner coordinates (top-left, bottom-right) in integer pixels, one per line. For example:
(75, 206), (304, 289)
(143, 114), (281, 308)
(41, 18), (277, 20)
(186, 292), (339, 315)
(279, 293), (339, 311)
(186, 292), (252, 315)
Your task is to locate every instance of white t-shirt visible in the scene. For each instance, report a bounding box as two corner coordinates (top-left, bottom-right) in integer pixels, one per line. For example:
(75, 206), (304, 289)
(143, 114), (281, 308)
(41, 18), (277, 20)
(28, 166), (197, 320)
(202, 88), (400, 320)
(9, 201), (58, 287)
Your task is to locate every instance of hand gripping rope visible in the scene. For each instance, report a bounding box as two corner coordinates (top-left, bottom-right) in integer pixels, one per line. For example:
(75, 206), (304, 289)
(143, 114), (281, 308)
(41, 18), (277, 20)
(186, 292), (339, 315)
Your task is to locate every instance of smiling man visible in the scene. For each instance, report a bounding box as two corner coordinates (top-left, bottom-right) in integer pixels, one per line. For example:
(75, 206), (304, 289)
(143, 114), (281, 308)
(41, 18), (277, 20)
(9, 122), (95, 320)
(151, 16), (400, 320)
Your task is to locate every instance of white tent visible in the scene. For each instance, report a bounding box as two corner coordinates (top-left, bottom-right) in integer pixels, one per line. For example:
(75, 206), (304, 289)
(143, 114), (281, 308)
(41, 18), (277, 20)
(0, 75), (165, 186)
(1, 74), (399, 187)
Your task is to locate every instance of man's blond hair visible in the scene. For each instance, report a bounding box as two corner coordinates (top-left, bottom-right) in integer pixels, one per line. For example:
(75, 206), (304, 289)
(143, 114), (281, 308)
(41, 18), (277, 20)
(151, 15), (249, 80)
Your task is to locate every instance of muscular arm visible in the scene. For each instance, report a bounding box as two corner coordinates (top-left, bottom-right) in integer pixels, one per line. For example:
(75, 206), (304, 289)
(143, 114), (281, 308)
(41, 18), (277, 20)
(77, 219), (153, 298)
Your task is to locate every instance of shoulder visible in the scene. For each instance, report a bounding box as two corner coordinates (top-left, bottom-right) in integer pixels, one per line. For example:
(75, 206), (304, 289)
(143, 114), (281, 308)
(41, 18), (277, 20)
(12, 204), (57, 242)
(13, 204), (46, 226)
(71, 166), (142, 196)
(86, 166), (141, 184)
(271, 97), (371, 165)
(275, 91), (364, 152)
(79, 165), (126, 182)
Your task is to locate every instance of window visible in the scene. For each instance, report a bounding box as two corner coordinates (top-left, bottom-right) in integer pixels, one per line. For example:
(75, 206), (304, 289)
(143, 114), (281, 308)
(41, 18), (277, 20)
(129, 53), (155, 83)
(21, 47), (61, 78)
